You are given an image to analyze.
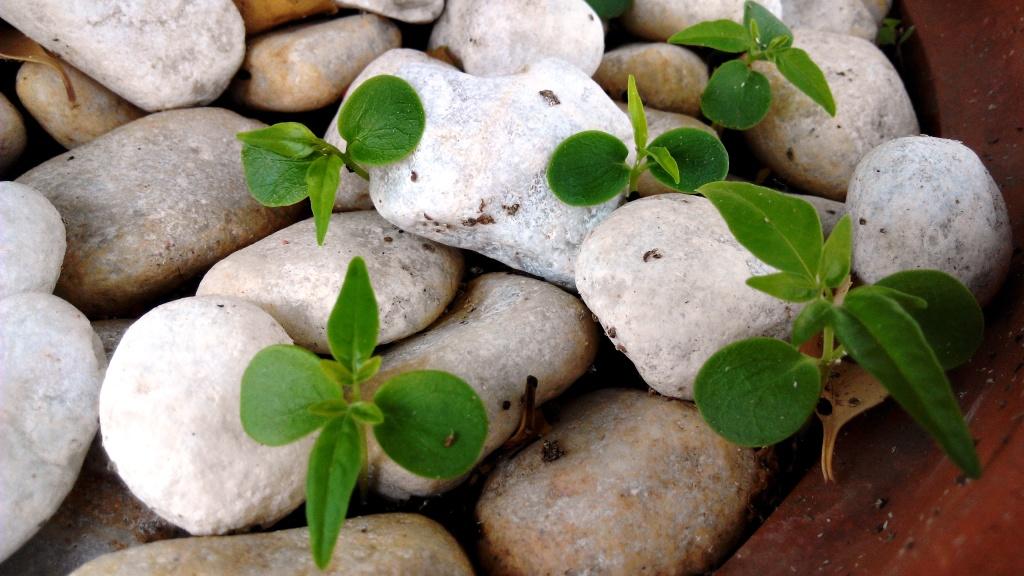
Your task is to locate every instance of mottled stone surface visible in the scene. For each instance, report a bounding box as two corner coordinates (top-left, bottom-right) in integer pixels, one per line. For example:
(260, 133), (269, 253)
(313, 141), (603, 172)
(337, 0), (443, 23)
(17, 108), (301, 317)
(596, 43), (708, 116)
(746, 29), (919, 200)
(199, 211), (463, 354)
(16, 62), (145, 149)
(477, 389), (769, 575)
(99, 296), (305, 535)
(622, 0), (783, 41)
(0, 93), (26, 175)
(429, 0), (604, 76)
(781, 0), (877, 40)
(232, 14), (401, 112)
(576, 195), (796, 400)
(364, 273), (599, 499)
(370, 58), (631, 288)
(848, 136), (1012, 305)
(70, 514), (474, 575)
(0, 181), (66, 299)
(0, 293), (106, 562)
(0, 0), (245, 111)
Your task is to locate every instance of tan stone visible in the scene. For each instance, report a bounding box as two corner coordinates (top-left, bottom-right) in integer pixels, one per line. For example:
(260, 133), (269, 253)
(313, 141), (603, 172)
(0, 93), (26, 175)
(232, 0), (337, 35)
(596, 43), (708, 116)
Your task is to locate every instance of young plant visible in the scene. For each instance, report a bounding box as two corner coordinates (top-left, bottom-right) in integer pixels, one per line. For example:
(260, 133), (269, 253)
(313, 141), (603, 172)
(236, 75), (426, 245)
(546, 74), (728, 206)
(668, 1), (835, 130)
(692, 181), (984, 480)
(240, 257), (488, 569)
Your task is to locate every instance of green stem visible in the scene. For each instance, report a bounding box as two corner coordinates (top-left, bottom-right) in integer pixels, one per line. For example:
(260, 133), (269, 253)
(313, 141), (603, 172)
(356, 423), (370, 504)
(628, 156), (648, 195)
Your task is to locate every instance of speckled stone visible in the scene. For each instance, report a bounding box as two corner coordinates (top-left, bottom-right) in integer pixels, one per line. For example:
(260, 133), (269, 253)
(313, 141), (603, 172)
(596, 43), (708, 116)
(848, 136), (1012, 305)
(0, 293), (106, 562)
(0, 0), (245, 111)
(576, 195), (797, 400)
(622, 0), (784, 41)
(231, 14), (401, 112)
(99, 296), (305, 535)
(370, 58), (631, 289)
(477, 389), (769, 575)
(70, 514), (474, 575)
(0, 93), (26, 175)
(746, 29), (919, 200)
(781, 0), (877, 40)
(0, 181), (66, 299)
(363, 273), (599, 499)
(198, 211), (463, 354)
(16, 62), (145, 149)
(429, 0), (604, 76)
(16, 108), (301, 317)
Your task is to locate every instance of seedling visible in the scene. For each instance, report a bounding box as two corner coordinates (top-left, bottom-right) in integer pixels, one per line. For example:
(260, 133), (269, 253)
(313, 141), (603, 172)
(693, 181), (983, 480)
(669, 1), (835, 130)
(546, 74), (728, 206)
(236, 75), (426, 245)
(240, 257), (488, 569)
(876, 18), (915, 48)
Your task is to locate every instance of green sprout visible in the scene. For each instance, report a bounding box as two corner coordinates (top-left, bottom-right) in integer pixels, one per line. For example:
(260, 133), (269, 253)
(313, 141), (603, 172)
(240, 257), (488, 569)
(236, 75), (426, 245)
(669, 0), (836, 130)
(546, 74), (728, 206)
(692, 181), (983, 479)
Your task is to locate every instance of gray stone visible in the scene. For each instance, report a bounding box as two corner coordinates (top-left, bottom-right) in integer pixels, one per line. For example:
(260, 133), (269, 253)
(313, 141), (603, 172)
(70, 513), (473, 575)
(0, 182), (66, 299)
(576, 195), (797, 400)
(596, 43), (708, 116)
(0, 0), (245, 111)
(323, 49), (456, 212)
(0, 93), (26, 175)
(99, 296), (305, 535)
(429, 0), (605, 76)
(0, 293), (106, 562)
(862, 0), (891, 22)
(622, 0), (783, 41)
(848, 136), (1012, 305)
(336, 0), (444, 23)
(91, 319), (134, 361)
(231, 14), (401, 112)
(370, 58), (631, 288)
(198, 211), (463, 354)
(477, 389), (769, 575)
(746, 29), (919, 200)
(798, 192), (847, 236)
(364, 272), (599, 499)
(16, 62), (145, 149)
(17, 108), (301, 317)
(782, 0), (877, 40)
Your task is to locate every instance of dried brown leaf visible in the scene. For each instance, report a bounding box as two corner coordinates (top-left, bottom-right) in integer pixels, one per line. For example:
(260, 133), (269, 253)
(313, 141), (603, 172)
(817, 362), (890, 482)
(0, 27), (75, 103)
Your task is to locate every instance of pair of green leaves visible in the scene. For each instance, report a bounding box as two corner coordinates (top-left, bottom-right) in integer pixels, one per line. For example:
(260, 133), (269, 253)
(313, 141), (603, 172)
(693, 182), (983, 478)
(669, 1), (836, 129)
(240, 257), (488, 569)
(547, 74), (728, 206)
(237, 75), (426, 245)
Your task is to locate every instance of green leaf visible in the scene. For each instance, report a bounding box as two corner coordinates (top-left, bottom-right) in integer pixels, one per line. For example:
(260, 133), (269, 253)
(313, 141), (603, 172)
(584, 0), (631, 19)
(373, 370), (488, 479)
(240, 145), (314, 207)
(327, 257), (379, 376)
(237, 122), (320, 159)
(339, 75), (425, 166)
(546, 130), (630, 206)
(348, 401), (384, 425)
(647, 128), (729, 192)
(701, 60), (772, 130)
(669, 20), (753, 53)
(626, 74), (647, 154)
(306, 154), (343, 246)
(308, 399), (348, 418)
(746, 272), (819, 302)
(792, 299), (832, 346)
(831, 291), (981, 477)
(854, 285), (927, 311)
(819, 214), (852, 287)
(876, 270), (984, 370)
(645, 146), (679, 184)
(240, 345), (341, 446)
(694, 337), (822, 447)
(744, 0), (791, 50)
(774, 47), (836, 116)
(699, 181), (823, 278)
(354, 355), (382, 385)
(306, 416), (362, 569)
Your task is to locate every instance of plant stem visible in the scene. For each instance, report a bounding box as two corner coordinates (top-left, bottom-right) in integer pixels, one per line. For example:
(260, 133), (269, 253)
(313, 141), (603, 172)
(628, 157), (648, 194)
(356, 423), (370, 504)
